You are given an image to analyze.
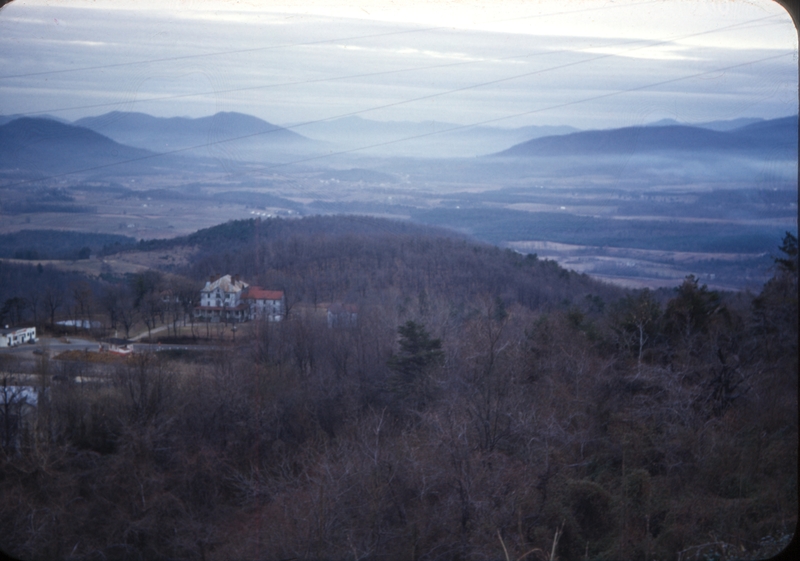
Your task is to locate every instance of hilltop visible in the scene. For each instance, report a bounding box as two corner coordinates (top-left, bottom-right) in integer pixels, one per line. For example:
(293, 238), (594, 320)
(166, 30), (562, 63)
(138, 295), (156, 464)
(0, 117), (160, 174)
(495, 115), (798, 157)
(108, 215), (625, 312)
(74, 111), (314, 154)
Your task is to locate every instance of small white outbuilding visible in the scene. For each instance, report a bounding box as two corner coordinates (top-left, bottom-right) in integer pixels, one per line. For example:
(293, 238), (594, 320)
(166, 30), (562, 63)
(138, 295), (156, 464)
(0, 326), (37, 348)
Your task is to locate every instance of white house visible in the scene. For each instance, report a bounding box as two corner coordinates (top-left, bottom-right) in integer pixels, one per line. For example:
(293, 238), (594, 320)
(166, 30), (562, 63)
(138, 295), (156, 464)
(0, 326), (37, 348)
(242, 287), (285, 322)
(194, 274), (250, 323)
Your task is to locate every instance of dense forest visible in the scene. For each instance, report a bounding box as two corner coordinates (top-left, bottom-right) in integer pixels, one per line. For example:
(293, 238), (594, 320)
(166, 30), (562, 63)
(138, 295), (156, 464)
(0, 217), (796, 561)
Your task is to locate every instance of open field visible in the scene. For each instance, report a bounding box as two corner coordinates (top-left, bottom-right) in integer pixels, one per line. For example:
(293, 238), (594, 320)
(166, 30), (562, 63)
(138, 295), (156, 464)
(505, 240), (775, 291)
(0, 193), (258, 241)
(0, 256), (150, 277)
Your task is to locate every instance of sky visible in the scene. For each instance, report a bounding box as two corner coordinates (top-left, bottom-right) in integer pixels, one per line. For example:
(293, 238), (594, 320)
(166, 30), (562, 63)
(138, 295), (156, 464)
(0, 0), (796, 131)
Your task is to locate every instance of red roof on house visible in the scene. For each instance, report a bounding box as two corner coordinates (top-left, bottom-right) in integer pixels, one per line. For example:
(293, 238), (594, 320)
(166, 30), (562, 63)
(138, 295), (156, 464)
(243, 287), (284, 300)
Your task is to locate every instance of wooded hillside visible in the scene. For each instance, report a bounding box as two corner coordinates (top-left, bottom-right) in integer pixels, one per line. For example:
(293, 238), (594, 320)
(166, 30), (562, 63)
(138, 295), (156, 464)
(0, 218), (796, 561)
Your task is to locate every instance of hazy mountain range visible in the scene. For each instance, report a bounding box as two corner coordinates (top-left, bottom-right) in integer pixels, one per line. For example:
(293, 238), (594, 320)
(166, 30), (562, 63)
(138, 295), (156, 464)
(496, 115), (798, 158)
(287, 116), (580, 158)
(644, 117), (765, 131)
(0, 112), (321, 174)
(0, 112), (796, 175)
(73, 111), (312, 154)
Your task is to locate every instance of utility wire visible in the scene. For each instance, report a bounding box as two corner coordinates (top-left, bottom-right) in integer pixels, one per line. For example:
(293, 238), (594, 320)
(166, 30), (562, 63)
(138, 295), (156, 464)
(7, 15), (785, 155)
(0, 0), (662, 80)
(224, 52), (797, 177)
(8, 14), (782, 118)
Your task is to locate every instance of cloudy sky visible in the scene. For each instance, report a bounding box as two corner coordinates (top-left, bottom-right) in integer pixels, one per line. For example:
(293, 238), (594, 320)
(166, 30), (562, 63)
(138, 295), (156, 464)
(0, 0), (796, 131)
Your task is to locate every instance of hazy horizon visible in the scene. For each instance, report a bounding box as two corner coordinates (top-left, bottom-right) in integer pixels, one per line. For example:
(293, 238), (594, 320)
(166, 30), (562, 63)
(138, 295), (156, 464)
(5, 108), (799, 130)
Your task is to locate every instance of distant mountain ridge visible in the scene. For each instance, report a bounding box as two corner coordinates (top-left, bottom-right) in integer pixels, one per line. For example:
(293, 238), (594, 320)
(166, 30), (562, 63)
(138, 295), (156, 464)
(290, 115), (579, 157)
(496, 115), (798, 157)
(291, 115), (579, 140)
(645, 117), (764, 131)
(0, 117), (159, 173)
(0, 114), (70, 126)
(74, 111), (312, 154)
(0, 112), (794, 167)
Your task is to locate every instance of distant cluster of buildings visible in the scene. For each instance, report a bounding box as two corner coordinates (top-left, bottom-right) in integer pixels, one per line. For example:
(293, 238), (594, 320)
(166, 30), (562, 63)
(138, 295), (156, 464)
(194, 274), (285, 323)
(1, 274), (358, 355)
(193, 274), (359, 327)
